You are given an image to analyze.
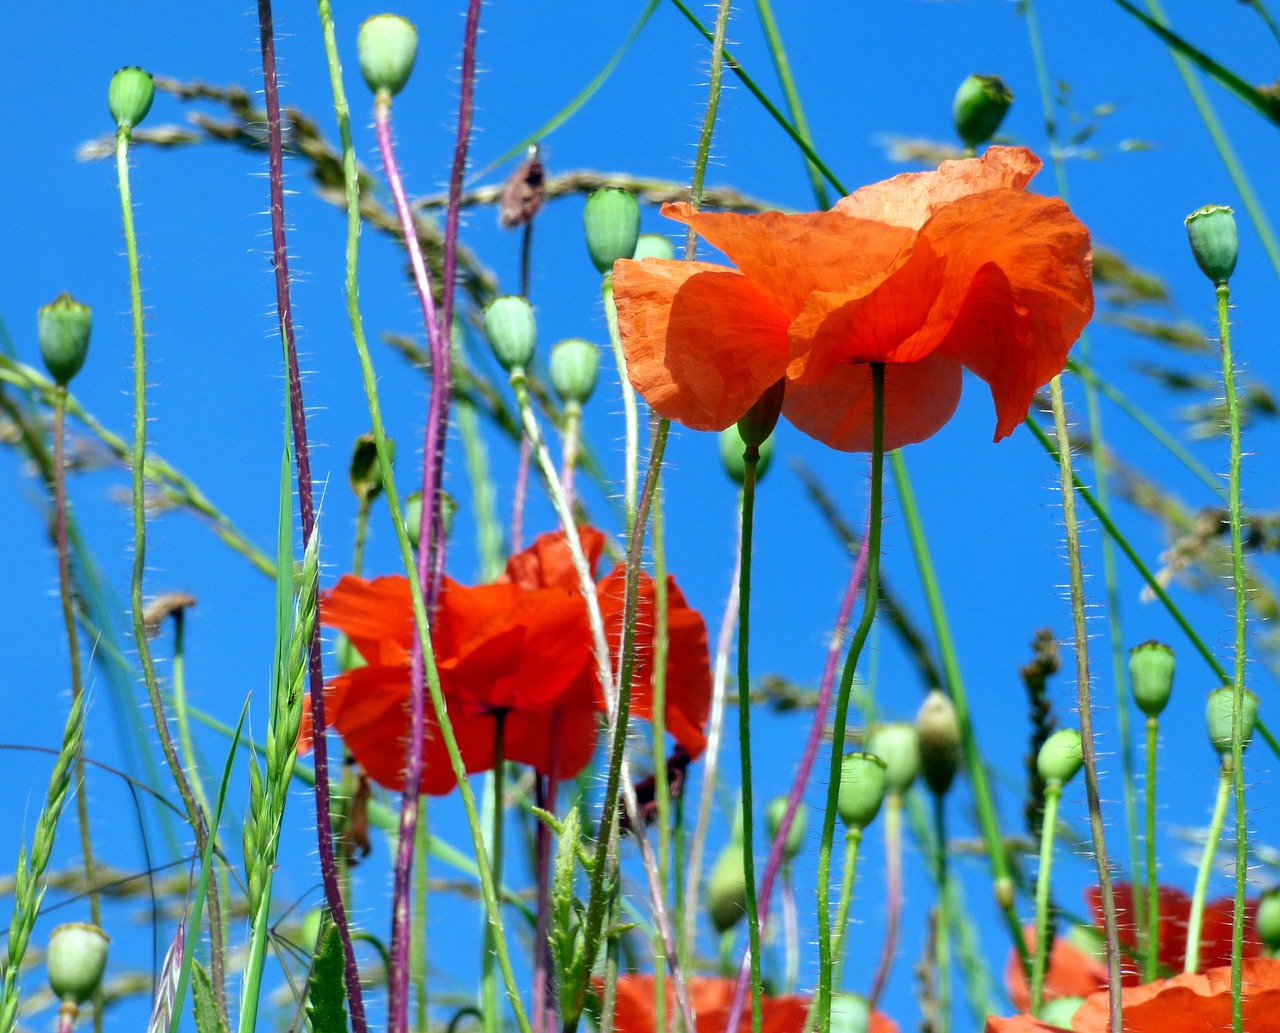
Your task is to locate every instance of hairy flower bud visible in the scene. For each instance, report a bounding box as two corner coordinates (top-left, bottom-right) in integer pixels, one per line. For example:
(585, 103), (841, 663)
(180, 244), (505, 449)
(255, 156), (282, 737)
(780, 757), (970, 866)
(584, 188), (640, 275)
(46, 923), (109, 1007)
(837, 752), (887, 830)
(1205, 686), (1258, 757)
(1037, 728), (1083, 785)
(1185, 205), (1238, 286)
(707, 839), (748, 933)
(765, 796), (806, 860)
(1129, 640), (1174, 718)
(952, 74), (1013, 149)
(867, 723), (920, 796)
(38, 293), (92, 386)
(108, 67), (155, 131)
(358, 14), (418, 98)
(632, 233), (675, 262)
(484, 295), (537, 372)
(549, 338), (600, 407)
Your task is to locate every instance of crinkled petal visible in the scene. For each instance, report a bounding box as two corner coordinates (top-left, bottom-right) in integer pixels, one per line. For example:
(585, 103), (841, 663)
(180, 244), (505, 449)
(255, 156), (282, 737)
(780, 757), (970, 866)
(613, 258), (792, 430)
(783, 352), (963, 452)
(835, 146), (1042, 229)
(320, 575), (414, 666)
(659, 202), (913, 316)
(503, 527), (606, 591)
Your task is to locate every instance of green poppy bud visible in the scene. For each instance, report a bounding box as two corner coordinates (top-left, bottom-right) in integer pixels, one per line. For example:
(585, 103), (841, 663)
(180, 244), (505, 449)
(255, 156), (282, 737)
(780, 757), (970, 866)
(867, 723), (920, 796)
(952, 74), (1013, 149)
(1037, 728), (1083, 785)
(719, 427), (774, 487)
(1038, 996), (1084, 1030)
(994, 876), (1016, 911)
(1257, 888), (1280, 955)
(707, 839), (748, 933)
(349, 433), (393, 504)
(736, 379), (785, 450)
(484, 295), (537, 372)
(1206, 686), (1258, 757)
(335, 633), (368, 673)
(1185, 205), (1238, 286)
(404, 491), (423, 545)
(1129, 640), (1174, 718)
(915, 689), (961, 797)
(837, 752), (887, 830)
(830, 993), (873, 1033)
(46, 923), (109, 1007)
(549, 338), (600, 407)
(108, 67), (155, 131)
(765, 797), (805, 860)
(358, 14), (418, 98)
(38, 293), (92, 386)
(632, 233), (675, 262)
(584, 188), (640, 275)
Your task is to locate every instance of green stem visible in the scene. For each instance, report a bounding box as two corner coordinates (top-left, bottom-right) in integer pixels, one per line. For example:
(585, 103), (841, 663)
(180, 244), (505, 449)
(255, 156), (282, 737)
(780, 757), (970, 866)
(830, 830), (863, 995)
(352, 495), (372, 577)
(1185, 764), (1231, 973)
(482, 712), (508, 1033)
(932, 792), (950, 1033)
(868, 794), (903, 1008)
(1030, 784), (1062, 1017)
(816, 363), (885, 1033)
(1144, 716), (1160, 983)
(602, 281), (637, 534)
(652, 483), (672, 1033)
(1216, 280), (1247, 1033)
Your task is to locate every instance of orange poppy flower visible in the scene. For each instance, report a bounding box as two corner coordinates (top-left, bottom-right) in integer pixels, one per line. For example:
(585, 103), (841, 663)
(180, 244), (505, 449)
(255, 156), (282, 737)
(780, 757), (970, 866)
(613, 146), (1093, 452)
(609, 974), (899, 1033)
(303, 528), (712, 795)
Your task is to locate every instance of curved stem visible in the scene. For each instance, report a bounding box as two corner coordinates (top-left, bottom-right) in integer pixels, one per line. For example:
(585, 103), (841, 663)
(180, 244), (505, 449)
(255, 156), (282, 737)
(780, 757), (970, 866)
(1030, 785), (1062, 1017)
(482, 712), (508, 1033)
(1185, 765), (1231, 973)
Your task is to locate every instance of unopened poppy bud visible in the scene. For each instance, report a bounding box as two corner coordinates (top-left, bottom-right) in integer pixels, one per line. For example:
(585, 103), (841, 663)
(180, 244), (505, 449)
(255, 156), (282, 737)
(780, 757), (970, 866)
(349, 433), (393, 503)
(1205, 686), (1258, 756)
(994, 876), (1016, 911)
(952, 74), (1013, 149)
(830, 993), (873, 1033)
(549, 338), (600, 407)
(765, 797), (805, 860)
(867, 723), (919, 796)
(1257, 888), (1280, 955)
(719, 427), (774, 487)
(584, 188), (640, 275)
(484, 295), (537, 372)
(915, 690), (961, 797)
(358, 15), (418, 98)
(1129, 640), (1174, 718)
(1039, 996), (1084, 1029)
(38, 293), (92, 386)
(837, 752), (887, 830)
(1037, 728), (1083, 785)
(736, 379), (785, 450)
(335, 633), (367, 673)
(108, 67), (154, 131)
(707, 840), (748, 933)
(46, 923), (109, 1007)
(1185, 205), (1238, 286)
(404, 491), (423, 545)
(632, 233), (675, 262)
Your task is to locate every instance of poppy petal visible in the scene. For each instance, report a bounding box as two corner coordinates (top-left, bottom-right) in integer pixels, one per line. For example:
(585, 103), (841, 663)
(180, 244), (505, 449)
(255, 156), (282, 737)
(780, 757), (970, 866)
(782, 352), (963, 452)
(321, 575), (415, 666)
(503, 527), (606, 591)
(613, 258), (792, 431)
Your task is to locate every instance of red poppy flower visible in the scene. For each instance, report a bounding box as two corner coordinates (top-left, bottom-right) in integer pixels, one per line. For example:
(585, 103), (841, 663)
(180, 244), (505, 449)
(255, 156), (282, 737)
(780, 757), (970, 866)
(609, 974), (899, 1033)
(303, 528), (711, 795)
(613, 146), (1093, 452)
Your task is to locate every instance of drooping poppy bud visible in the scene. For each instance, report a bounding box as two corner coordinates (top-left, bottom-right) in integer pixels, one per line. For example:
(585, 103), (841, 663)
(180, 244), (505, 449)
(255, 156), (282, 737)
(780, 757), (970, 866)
(1205, 686), (1258, 757)
(736, 378), (785, 450)
(915, 689), (961, 797)
(765, 796), (806, 861)
(46, 923), (110, 1008)
(719, 427), (774, 487)
(358, 14), (418, 98)
(1037, 728), (1083, 785)
(484, 295), (537, 372)
(707, 839), (748, 933)
(584, 188), (640, 275)
(549, 338), (600, 407)
(108, 68), (154, 131)
(837, 751), (887, 830)
(1185, 205), (1238, 286)
(952, 74), (1013, 150)
(867, 723), (920, 796)
(632, 233), (675, 262)
(38, 293), (92, 386)
(1129, 640), (1174, 718)
(349, 432), (393, 503)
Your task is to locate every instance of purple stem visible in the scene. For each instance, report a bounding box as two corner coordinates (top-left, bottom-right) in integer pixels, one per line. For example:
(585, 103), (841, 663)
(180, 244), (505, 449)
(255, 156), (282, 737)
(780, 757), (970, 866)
(724, 506), (872, 1032)
(256, 4), (366, 1030)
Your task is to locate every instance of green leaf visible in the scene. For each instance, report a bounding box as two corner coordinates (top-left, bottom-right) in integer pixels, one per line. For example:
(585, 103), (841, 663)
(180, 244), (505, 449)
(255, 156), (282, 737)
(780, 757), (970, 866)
(191, 962), (227, 1033)
(307, 925), (349, 1033)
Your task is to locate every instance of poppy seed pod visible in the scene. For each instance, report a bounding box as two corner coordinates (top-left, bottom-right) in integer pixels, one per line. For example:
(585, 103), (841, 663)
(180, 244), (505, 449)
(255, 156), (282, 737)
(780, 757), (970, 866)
(632, 233), (675, 262)
(719, 427), (774, 487)
(866, 723), (920, 796)
(707, 839), (749, 933)
(46, 923), (109, 1007)
(1185, 205), (1238, 286)
(1205, 686), (1258, 757)
(837, 752), (888, 830)
(952, 74), (1013, 149)
(549, 338), (600, 407)
(357, 14), (418, 98)
(915, 689), (961, 797)
(38, 293), (92, 386)
(1037, 728), (1083, 785)
(484, 295), (537, 372)
(349, 433), (393, 504)
(1129, 640), (1175, 718)
(108, 67), (154, 131)
(736, 378), (786, 449)
(584, 188), (640, 275)
(765, 796), (806, 860)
